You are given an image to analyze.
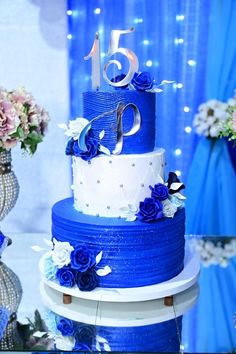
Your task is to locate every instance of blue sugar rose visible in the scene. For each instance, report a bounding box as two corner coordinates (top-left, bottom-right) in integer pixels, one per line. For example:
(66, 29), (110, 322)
(56, 266), (75, 288)
(150, 183), (169, 201)
(76, 269), (99, 291)
(136, 197), (164, 222)
(57, 318), (75, 336)
(73, 131), (99, 161)
(65, 138), (75, 155)
(70, 244), (96, 272)
(111, 74), (129, 89)
(74, 324), (96, 350)
(131, 72), (154, 91)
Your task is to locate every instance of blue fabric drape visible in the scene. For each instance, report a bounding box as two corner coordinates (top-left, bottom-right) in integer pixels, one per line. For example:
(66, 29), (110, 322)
(184, 3), (236, 353)
(186, 138), (236, 235)
(67, 0), (210, 181)
(186, 0), (236, 236)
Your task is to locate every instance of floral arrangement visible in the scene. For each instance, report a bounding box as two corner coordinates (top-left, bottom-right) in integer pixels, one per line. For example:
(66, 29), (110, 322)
(45, 312), (110, 351)
(44, 239), (111, 291)
(0, 87), (49, 154)
(220, 102), (236, 141)
(193, 99), (229, 138)
(136, 172), (185, 223)
(190, 238), (236, 268)
(111, 71), (173, 93)
(59, 118), (110, 162)
(120, 172), (185, 222)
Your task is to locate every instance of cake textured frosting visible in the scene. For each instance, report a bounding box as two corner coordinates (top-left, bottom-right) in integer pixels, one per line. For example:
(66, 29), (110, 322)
(52, 198), (185, 288)
(83, 91), (156, 154)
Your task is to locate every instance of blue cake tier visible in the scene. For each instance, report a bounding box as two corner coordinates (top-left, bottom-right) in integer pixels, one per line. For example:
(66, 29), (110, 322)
(52, 198), (185, 288)
(83, 91), (156, 154)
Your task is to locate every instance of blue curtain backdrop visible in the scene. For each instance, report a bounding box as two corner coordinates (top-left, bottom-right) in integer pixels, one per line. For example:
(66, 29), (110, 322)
(183, 2), (236, 353)
(186, 0), (236, 236)
(67, 0), (210, 181)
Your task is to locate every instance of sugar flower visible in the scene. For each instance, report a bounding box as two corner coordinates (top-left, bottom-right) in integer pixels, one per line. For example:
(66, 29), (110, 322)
(51, 239), (74, 269)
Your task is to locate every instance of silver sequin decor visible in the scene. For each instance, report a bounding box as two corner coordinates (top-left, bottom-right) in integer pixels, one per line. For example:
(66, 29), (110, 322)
(0, 150), (19, 221)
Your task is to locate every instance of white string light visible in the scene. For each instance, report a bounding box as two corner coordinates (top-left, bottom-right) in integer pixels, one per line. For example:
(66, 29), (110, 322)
(134, 18), (143, 24)
(177, 83), (183, 88)
(146, 60), (153, 67)
(175, 149), (182, 156)
(67, 34), (72, 40)
(184, 106), (190, 112)
(176, 15), (185, 21)
(187, 59), (196, 66)
(175, 38), (184, 45)
(143, 39), (150, 45)
(175, 170), (182, 177)
(94, 8), (101, 15)
(185, 126), (192, 133)
(67, 10), (73, 16)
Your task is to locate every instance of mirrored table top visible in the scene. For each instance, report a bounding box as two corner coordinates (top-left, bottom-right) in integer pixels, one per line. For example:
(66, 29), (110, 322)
(0, 233), (236, 353)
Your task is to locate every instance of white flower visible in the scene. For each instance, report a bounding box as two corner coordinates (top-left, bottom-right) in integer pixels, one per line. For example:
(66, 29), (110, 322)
(193, 99), (229, 138)
(162, 199), (177, 218)
(54, 335), (75, 351)
(51, 239), (74, 268)
(59, 117), (90, 140)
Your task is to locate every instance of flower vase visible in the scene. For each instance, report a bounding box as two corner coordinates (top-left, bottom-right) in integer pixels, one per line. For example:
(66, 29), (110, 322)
(0, 150), (19, 221)
(0, 150), (22, 349)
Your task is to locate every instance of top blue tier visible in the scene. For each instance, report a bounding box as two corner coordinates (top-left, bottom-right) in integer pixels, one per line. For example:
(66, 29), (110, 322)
(83, 91), (156, 154)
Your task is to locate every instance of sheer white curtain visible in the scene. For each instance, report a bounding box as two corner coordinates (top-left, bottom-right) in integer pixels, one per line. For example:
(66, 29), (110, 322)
(0, 0), (71, 233)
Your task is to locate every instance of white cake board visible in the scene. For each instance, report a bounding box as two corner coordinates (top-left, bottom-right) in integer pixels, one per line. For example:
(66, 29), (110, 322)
(40, 281), (199, 327)
(39, 247), (200, 303)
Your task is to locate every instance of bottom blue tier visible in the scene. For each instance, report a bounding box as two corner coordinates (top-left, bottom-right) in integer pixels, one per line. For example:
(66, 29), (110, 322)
(51, 198), (185, 288)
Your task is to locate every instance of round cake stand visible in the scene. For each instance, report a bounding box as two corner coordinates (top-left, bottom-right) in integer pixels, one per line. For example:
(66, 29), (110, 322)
(40, 281), (199, 327)
(39, 247), (200, 303)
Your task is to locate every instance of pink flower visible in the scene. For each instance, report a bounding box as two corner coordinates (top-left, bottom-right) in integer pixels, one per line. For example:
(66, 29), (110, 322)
(0, 99), (19, 139)
(2, 138), (17, 150)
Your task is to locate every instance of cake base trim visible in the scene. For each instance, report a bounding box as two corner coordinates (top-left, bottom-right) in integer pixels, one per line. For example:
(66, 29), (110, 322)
(39, 246), (199, 303)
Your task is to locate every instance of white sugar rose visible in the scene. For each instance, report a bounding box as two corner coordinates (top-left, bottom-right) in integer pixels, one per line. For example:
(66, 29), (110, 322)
(59, 117), (90, 141)
(162, 199), (177, 218)
(51, 239), (74, 268)
(54, 335), (75, 351)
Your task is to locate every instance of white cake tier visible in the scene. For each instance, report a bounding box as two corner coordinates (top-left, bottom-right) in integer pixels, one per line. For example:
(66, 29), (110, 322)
(72, 149), (165, 217)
